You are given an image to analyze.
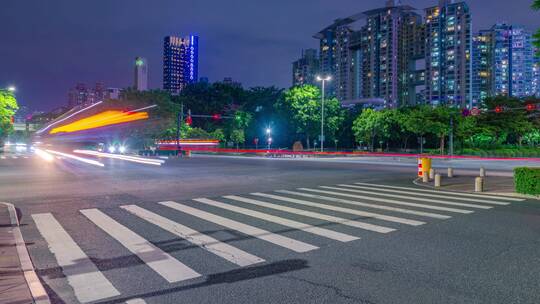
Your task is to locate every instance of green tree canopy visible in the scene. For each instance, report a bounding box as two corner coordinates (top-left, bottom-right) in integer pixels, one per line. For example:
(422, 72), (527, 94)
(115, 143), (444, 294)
(280, 85), (344, 149)
(0, 90), (18, 139)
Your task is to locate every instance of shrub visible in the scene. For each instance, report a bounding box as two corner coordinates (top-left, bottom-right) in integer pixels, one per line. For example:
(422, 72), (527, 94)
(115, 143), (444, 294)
(514, 167), (540, 195)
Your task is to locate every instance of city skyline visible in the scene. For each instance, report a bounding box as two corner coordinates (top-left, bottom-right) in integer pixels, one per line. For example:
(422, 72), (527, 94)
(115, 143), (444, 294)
(1, 0), (538, 111)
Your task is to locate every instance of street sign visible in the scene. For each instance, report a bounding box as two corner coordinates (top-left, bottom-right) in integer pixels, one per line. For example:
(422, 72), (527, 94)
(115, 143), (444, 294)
(471, 107), (481, 116)
(253, 138), (259, 145)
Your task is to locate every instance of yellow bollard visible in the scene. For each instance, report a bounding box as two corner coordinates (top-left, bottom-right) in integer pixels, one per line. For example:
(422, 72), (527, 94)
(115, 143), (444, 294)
(418, 157), (432, 178)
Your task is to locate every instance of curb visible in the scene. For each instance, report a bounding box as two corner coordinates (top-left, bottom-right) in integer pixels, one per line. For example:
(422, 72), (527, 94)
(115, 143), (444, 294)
(1, 202), (51, 304)
(412, 178), (539, 200)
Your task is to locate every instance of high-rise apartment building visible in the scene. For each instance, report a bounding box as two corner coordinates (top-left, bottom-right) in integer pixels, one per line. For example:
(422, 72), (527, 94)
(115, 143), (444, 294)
(424, 0), (472, 107)
(472, 24), (536, 102)
(67, 82), (105, 108)
(533, 52), (540, 97)
(163, 35), (199, 94)
(490, 24), (534, 98)
(472, 30), (492, 106)
(315, 18), (359, 100)
(348, 1), (424, 107)
(292, 49), (320, 87)
(134, 57), (148, 91)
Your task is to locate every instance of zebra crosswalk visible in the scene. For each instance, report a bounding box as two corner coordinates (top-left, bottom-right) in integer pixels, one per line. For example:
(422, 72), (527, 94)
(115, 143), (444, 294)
(28, 182), (522, 303)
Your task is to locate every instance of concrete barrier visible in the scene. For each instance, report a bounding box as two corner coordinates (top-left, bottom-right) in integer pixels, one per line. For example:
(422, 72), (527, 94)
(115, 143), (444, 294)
(475, 177), (484, 192)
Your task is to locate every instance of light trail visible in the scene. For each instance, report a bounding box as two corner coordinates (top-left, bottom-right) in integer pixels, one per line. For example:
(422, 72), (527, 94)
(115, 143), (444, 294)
(49, 111), (148, 134)
(45, 149), (105, 167)
(36, 101), (103, 134)
(34, 148), (54, 162)
(73, 150), (164, 166)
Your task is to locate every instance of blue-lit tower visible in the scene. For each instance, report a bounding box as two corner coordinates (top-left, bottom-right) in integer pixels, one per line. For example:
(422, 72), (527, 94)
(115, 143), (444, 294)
(163, 35), (199, 94)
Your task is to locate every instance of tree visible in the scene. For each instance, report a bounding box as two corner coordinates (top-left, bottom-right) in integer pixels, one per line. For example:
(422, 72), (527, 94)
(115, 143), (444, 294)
(401, 106), (434, 152)
(280, 85), (344, 149)
(0, 90), (18, 140)
(230, 129), (245, 149)
(352, 109), (383, 151)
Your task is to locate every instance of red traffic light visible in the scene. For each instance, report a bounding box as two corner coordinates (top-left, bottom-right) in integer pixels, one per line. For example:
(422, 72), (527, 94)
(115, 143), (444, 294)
(495, 106), (503, 114)
(185, 116), (192, 126)
(526, 104), (536, 112)
(212, 114), (221, 120)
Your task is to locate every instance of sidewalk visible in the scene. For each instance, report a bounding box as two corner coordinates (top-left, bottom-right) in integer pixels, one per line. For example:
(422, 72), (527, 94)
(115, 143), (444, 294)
(414, 174), (539, 199)
(0, 203), (49, 304)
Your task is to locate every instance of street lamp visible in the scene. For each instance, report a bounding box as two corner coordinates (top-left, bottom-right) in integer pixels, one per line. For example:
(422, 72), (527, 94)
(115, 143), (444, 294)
(316, 75), (331, 152)
(7, 86), (16, 92)
(265, 128), (272, 149)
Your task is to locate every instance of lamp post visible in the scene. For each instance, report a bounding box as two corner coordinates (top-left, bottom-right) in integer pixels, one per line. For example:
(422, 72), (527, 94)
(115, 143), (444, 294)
(265, 128), (272, 149)
(316, 75), (331, 152)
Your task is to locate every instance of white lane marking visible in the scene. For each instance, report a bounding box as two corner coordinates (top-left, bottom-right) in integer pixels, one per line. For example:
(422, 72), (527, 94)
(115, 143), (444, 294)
(338, 184), (510, 205)
(159, 201), (318, 253)
(313, 187), (475, 213)
(354, 182), (524, 202)
(316, 186), (492, 210)
(0, 156), (5, 159)
(194, 198), (358, 243)
(288, 189), (457, 219)
(32, 213), (120, 303)
(274, 191), (427, 226)
(226, 195), (395, 234)
(80, 209), (200, 283)
(12, 156), (18, 159)
(121, 205), (264, 267)
(126, 298), (147, 304)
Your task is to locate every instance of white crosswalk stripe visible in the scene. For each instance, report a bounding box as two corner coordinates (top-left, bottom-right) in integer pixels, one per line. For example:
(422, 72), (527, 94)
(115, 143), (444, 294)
(159, 201), (319, 253)
(315, 186), (492, 210)
(126, 298), (147, 304)
(290, 188), (459, 219)
(121, 205), (265, 267)
(275, 190), (428, 225)
(80, 209), (201, 283)
(313, 187), (474, 214)
(225, 195), (395, 234)
(32, 213), (120, 303)
(194, 198), (358, 242)
(338, 184), (510, 205)
(354, 182), (523, 202)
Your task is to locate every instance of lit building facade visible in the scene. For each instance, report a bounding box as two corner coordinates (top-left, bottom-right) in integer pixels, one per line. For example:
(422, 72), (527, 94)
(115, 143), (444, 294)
(424, 0), (472, 107)
(490, 24), (534, 98)
(67, 82), (106, 108)
(533, 51), (540, 97)
(163, 35), (199, 94)
(472, 30), (492, 106)
(348, 2), (424, 107)
(292, 49), (319, 87)
(134, 57), (148, 91)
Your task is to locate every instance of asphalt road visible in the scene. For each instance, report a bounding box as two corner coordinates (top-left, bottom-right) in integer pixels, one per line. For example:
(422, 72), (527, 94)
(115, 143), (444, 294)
(1, 151), (539, 304)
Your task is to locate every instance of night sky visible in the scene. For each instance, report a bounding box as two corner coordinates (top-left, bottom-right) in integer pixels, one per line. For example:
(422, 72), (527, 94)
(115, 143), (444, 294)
(1, 0), (538, 111)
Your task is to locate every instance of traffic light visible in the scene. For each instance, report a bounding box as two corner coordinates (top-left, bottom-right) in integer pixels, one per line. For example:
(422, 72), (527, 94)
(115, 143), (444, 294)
(212, 114), (221, 121)
(526, 103), (536, 112)
(495, 106), (503, 114)
(185, 116), (192, 126)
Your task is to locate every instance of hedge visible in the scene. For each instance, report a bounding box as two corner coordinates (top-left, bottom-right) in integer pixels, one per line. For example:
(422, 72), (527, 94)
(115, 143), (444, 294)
(514, 167), (540, 196)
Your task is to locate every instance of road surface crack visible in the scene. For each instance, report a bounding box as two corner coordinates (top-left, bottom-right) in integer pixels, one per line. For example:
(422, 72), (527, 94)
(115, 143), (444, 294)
(278, 274), (376, 303)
